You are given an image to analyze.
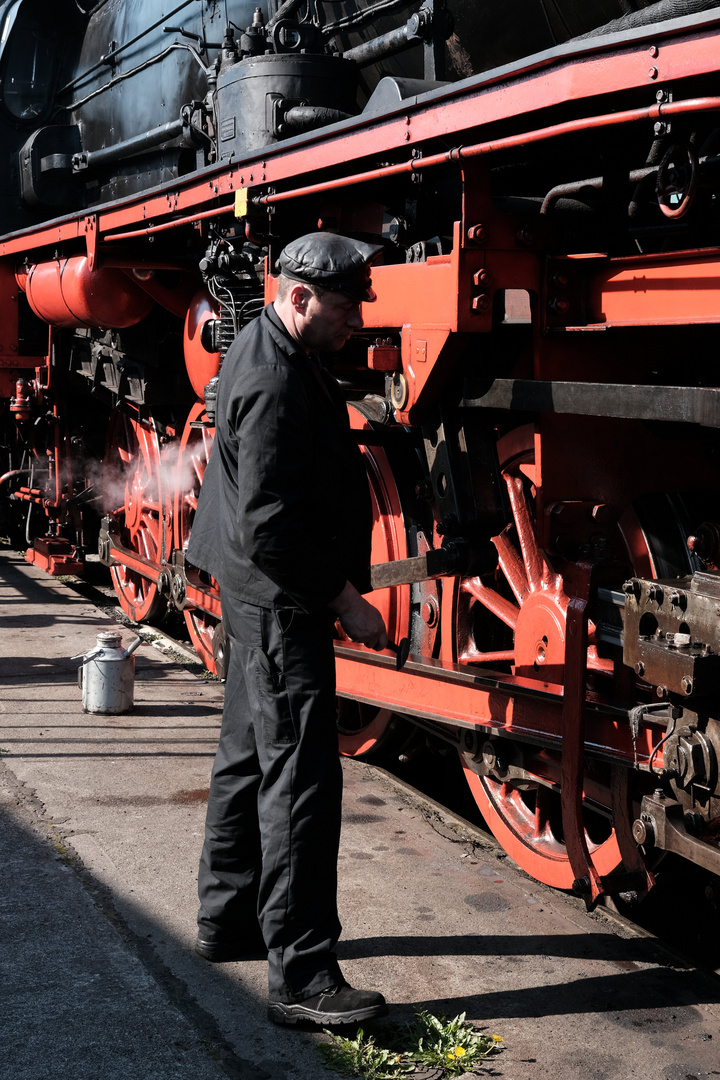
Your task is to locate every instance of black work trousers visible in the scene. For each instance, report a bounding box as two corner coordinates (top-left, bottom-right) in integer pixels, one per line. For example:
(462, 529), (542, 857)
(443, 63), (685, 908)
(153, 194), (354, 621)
(197, 594), (343, 1002)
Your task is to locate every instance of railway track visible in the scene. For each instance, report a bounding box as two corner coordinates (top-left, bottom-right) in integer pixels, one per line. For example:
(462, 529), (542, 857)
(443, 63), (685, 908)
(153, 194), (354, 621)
(29, 549), (720, 979)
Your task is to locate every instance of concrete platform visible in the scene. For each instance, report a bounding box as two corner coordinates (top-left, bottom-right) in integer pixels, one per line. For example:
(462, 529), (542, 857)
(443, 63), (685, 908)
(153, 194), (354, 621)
(2, 544), (720, 1080)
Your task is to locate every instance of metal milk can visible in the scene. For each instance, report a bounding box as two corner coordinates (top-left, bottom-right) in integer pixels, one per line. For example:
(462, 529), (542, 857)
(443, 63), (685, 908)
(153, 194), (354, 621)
(76, 631), (143, 714)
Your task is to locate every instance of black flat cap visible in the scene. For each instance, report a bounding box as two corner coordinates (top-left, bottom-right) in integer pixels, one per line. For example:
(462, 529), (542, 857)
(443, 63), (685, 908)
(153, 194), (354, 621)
(277, 233), (382, 303)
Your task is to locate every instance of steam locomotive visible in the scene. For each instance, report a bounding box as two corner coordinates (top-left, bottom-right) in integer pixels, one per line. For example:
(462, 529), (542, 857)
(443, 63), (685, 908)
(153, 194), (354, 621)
(3, 0), (720, 907)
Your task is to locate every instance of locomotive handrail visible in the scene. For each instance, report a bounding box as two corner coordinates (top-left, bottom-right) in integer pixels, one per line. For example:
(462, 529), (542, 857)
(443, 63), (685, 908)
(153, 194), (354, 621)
(253, 95), (720, 207)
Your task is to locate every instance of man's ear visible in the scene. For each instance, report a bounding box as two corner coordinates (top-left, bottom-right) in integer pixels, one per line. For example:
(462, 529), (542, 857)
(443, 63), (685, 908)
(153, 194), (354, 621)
(289, 283), (309, 313)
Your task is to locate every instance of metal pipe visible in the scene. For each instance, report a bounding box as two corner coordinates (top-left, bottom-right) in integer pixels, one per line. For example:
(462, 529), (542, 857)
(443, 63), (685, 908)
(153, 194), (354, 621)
(266, 0), (306, 33)
(253, 95), (720, 207)
(540, 167), (656, 214)
(0, 469), (29, 489)
(343, 22), (419, 67)
(282, 106), (353, 132)
(103, 202), (235, 242)
(56, 0), (198, 94)
(72, 119), (185, 172)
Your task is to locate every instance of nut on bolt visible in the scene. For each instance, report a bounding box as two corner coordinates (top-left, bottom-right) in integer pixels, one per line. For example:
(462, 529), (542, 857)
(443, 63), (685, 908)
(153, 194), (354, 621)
(467, 224), (486, 243)
(681, 676), (694, 695)
(473, 268), (492, 287)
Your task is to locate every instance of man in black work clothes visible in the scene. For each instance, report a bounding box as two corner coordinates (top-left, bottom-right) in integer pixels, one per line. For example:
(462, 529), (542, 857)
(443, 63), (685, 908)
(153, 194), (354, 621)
(187, 233), (389, 1026)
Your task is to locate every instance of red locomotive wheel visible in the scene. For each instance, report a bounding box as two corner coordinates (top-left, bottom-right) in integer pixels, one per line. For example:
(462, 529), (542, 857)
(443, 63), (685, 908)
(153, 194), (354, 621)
(104, 410), (167, 624)
(462, 759), (620, 890)
(174, 402), (221, 673)
(336, 404), (412, 759)
(451, 425), (623, 888)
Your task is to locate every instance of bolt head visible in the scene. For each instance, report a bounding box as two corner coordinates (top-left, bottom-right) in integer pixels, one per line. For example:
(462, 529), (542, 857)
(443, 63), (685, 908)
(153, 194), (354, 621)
(632, 819), (649, 844)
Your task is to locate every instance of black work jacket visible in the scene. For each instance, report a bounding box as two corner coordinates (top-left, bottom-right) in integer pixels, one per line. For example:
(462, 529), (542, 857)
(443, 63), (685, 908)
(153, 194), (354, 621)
(187, 304), (372, 612)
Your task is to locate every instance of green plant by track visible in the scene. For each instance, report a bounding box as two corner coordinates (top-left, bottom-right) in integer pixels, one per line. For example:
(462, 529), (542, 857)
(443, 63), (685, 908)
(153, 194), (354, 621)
(319, 1010), (503, 1078)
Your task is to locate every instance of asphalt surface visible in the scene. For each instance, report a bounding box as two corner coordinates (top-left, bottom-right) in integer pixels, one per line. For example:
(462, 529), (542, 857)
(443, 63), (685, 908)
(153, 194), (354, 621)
(2, 543), (720, 1080)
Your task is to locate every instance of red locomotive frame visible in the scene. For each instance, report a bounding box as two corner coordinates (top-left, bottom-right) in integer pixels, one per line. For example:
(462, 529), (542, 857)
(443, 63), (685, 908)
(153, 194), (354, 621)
(4, 7), (720, 905)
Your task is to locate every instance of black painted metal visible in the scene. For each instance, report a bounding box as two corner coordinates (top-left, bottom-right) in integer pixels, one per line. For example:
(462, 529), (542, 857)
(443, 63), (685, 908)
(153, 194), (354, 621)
(462, 379), (720, 428)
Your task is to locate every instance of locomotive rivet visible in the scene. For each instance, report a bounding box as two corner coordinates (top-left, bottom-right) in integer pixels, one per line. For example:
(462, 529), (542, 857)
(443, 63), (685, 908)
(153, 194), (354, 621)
(548, 296), (570, 314)
(648, 66), (658, 79)
(681, 676), (693, 695)
(654, 121), (667, 137)
(634, 661), (645, 676)
(648, 45), (659, 58)
(404, 131), (411, 140)
(656, 684), (668, 699)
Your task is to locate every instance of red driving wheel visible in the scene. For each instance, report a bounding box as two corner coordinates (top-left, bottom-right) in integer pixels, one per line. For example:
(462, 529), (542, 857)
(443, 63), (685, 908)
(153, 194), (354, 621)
(450, 425), (622, 888)
(104, 409), (167, 624)
(174, 402), (221, 673)
(336, 404), (411, 758)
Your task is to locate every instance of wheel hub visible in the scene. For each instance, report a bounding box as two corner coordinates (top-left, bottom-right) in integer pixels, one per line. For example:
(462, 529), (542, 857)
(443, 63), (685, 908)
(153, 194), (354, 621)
(513, 589), (568, 681)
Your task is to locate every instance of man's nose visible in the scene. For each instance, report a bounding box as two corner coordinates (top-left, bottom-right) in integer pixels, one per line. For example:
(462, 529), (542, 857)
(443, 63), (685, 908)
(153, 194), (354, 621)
(348, 304), (364, 328)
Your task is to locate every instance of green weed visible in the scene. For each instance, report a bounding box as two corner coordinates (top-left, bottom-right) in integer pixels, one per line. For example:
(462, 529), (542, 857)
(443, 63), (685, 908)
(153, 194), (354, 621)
(319, 1010), (503, 1078)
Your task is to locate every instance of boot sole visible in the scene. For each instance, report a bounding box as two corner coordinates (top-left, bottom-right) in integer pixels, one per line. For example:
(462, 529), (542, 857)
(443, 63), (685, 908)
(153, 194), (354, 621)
(267, 1000), (388, 1026)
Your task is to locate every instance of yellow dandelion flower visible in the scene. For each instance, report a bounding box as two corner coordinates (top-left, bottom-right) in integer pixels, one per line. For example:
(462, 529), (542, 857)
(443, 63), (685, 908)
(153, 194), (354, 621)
(453, 1046), (466, 1057)
(491, 1034), (503, 1043)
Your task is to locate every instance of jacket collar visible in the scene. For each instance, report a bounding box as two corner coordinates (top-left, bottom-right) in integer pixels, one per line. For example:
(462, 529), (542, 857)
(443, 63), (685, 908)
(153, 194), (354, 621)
(262, 302), (310, 361)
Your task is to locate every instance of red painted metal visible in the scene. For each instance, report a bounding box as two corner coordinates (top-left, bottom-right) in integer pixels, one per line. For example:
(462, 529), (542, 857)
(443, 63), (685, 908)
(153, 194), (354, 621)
(25, 537), (84, 577)
(19, 257), (153, 329)
(336, 405), (410, 758)
(104, 412), (168, 624)
(173, 403), (221, 671)
(183, 291), (221, 399)
(8, 9), (720, 892)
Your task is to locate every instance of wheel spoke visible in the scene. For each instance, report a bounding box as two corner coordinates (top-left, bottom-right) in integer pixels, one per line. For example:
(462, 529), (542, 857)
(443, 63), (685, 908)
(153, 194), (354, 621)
(460, 645), (515, 664)
(505, 473), (545, 591)
(104, 410), (166, 624)
(462, 575), (519, 630)
(493, 528), (530, 603)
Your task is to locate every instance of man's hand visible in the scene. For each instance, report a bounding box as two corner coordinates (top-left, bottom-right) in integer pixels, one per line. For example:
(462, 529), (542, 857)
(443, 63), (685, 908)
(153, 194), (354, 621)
(329, 581), (388, 651)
